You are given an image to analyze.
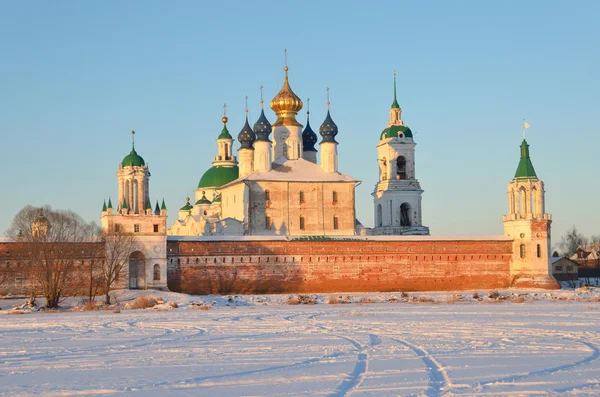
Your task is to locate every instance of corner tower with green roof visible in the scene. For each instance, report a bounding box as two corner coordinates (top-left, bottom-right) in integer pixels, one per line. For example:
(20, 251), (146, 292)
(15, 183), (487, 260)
(372, 73), (429, 236)
(503, 137), (559, 290)
(100, 130), (168, 291)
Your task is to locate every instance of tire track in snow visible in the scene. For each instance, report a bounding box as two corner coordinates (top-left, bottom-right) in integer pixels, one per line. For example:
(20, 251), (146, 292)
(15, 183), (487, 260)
(481, 338), (600, 390)
(327, 334), (381, 397)
(391, 337), (452, 397)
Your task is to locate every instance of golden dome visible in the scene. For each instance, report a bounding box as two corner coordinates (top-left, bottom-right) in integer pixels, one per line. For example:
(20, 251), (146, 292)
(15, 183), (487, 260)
(270, 67), (303, 126)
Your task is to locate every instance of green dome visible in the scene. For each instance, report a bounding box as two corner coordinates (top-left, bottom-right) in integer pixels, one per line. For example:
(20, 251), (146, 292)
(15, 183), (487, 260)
(198, 165), (239, 188)
(122, 148), (145, 167)
(218, 125), (232, 140)
(195, 192), (212, 205)
(380, 125), (413, 140)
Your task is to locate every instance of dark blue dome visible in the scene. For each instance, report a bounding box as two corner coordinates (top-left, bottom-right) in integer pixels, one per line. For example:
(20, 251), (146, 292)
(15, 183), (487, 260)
(302, 115), (318, 152)
(319, 111), (338, 143)
(253, 109), (272, 142)
(237, 117), (256, 149)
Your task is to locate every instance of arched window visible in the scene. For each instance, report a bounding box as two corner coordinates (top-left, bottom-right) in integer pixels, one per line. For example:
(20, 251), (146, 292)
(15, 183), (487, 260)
(266, 216), (272, 230)
(299, 191), (305, 204)
(400, 203), (411, 226)
(381, 158), (387, 180)
(153, 264), (160, 281)
(377, 204), (383, 227)
(396, 156), (407, 179)
(537, 244), (541, 258)
(300, 216), (305, 230)
(332, 191), (338, 203)
(224, 143), (229, 159)
(333, 216), (339, 230)
(531, 187), (537, 218)
(519, 187), (526, 217)
(520, 244), (526, 259)
(265, 190), (270, 201)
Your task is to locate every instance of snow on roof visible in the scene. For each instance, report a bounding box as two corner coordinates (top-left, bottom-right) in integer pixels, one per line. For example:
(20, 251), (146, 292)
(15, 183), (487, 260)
(220, 158), (358, 188)
(168, 235), (512, 242)
(0, 237), (13, 243)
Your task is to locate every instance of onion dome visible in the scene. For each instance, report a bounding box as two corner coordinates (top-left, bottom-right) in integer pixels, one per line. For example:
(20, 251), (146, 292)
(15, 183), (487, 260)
(380, 125), (413, 140)
(270, 66), (303, 126)
(302, 111), (318, 152)
(237, 115), (256, 149)
(33, 209), (49, 227)
(195, 191), (212, 205)
(218, 116), (232, 140)
(254, 109), (272, 142)
(122, 131), (145, 167)
(180, 197), (193, 211)
(198, 165), (239, 188)
(319, 111), (338, 143)
(514, 139), (538, 180)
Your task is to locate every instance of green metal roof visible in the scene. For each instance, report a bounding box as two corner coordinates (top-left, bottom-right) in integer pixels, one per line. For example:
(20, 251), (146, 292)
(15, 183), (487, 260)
(107, 198), (113, 209)
(391, 73), (400, 109)
(145, 198), (152, 210)
(180, 199), (193, 211)
(121, 145), (145, 167)
(218, 124), (232, 140)
(380, 125), (413, 140)
(121, 199), (128, 209)
(514, 139), (538, 180)
(102, 200), (107, 212)
(195, 192), (212, 205)
(198, 165), (239, 188)
(212, 194), (222, 203)
(161, 199), (167, 210)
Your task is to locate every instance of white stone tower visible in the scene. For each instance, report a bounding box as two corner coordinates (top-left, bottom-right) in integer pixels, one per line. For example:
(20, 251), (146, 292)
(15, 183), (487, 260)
(301, 98), (318, 164)
(503, 138), (559, 289)
(237, 100), (256, 178)
(101, 131), (168, 290)
(319, 89), (339, 173)
(270, 53), (303, 161)
(253, 87), (273, 172)
(371, 74), (429, 235)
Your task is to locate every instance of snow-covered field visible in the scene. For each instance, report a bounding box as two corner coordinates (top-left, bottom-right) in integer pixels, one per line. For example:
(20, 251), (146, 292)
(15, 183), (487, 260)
(1, 289), (600, 396)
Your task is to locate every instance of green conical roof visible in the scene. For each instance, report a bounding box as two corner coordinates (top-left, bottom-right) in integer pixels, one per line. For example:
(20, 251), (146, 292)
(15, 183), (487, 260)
(145, 198), (152, 210)
(154, 201), (160, 215)
(514, 139), (538, 180)
(121, 199), (128, 209)
(161, 199), (167, 210)
(391, 73), (400, 109)
(218, 124), (232, 140)
(102, 200), (107, 211)
(107, 198), (113, 209)
(198, 165), (239, 188)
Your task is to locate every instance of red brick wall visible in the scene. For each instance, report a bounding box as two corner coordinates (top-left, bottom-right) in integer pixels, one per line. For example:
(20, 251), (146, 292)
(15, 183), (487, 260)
(167, 239), (513, 294)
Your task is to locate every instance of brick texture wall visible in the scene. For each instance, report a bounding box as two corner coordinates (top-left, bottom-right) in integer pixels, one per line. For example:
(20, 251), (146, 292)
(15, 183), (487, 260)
(166, 239), (513, 294)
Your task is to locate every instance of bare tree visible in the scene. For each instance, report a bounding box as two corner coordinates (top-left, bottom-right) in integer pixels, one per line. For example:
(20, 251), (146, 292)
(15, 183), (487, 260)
(559, 226), (587, 258)
(7, 205), (98, 308)
(102, 231), (141, 304)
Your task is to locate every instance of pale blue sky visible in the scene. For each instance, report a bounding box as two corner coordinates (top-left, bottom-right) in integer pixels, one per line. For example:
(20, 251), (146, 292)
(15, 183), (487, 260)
(0, 1), (598, 244)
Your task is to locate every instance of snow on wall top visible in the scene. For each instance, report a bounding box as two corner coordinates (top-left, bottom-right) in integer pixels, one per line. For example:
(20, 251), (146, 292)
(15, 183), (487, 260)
(168, 235), (512, 242)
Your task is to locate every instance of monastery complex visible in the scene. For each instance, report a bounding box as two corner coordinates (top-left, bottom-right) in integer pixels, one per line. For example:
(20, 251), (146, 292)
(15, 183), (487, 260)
(1, 63), (560, 294)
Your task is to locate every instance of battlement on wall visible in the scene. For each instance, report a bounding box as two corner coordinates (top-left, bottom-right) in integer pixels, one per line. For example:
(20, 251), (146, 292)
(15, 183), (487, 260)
(166, 238), (514, 294)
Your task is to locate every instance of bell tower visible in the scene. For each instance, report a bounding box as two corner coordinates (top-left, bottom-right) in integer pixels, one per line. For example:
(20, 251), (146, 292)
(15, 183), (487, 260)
(101, 131), (168, 290)
(503, 138), (560, 289)
(371, 73), (429, 235)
